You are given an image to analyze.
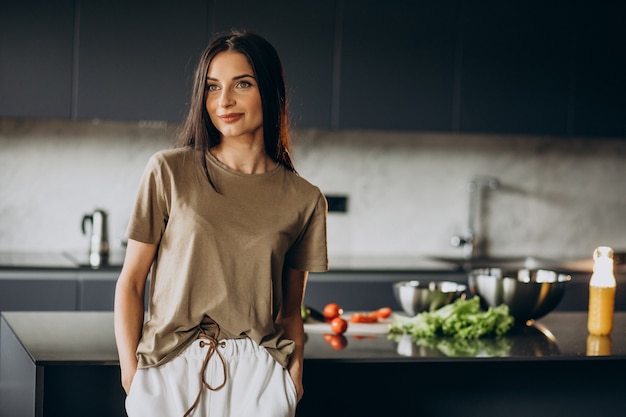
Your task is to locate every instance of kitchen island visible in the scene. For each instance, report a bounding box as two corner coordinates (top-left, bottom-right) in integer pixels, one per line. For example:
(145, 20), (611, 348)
(1, 311), (625, 417)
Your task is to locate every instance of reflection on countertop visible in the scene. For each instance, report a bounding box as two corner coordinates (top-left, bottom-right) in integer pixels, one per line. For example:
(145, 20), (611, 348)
(393, 321), (561, 358)
(303, 311), (626, 361)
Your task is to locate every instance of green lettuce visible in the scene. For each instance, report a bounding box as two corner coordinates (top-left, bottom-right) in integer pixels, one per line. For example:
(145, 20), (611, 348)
(389, 296), (514, 340)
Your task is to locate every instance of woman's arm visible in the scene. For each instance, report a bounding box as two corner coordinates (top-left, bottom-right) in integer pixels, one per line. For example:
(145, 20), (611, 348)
(276, 266), (309, 403)
(114, 239), (157, 394)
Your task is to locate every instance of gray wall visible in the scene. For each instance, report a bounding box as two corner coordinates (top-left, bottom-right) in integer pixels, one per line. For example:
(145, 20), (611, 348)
(1, 117), (625, 261)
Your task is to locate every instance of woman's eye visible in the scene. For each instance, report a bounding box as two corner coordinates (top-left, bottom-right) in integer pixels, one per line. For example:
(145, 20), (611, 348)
(237, 80), (252, 88)
(206, 84), (219, 92)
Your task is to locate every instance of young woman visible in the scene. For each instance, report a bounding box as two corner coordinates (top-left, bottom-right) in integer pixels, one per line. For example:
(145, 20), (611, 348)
(114, 30), (328, 417)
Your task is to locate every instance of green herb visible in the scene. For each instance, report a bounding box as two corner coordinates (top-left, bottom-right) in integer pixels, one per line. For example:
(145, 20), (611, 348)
(389, 296), (514, 340)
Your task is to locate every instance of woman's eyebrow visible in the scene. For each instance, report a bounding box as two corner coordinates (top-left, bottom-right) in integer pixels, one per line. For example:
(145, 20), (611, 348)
(206, 74), (256, 81)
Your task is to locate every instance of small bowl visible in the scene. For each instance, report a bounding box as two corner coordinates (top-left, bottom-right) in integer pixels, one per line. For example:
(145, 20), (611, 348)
(469, 268), (571, 323)
(393, 280), (467, 316)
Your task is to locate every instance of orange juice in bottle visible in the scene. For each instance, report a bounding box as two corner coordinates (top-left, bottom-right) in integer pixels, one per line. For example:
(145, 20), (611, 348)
(587, 246), (616, 336)
(586, 334), (612, 356)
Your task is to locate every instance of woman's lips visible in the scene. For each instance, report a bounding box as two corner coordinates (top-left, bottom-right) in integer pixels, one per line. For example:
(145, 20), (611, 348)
(218, 113), (243, 123)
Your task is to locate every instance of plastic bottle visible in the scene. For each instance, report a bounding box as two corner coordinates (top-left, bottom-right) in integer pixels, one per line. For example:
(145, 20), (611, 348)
(587, 246), (616, 336)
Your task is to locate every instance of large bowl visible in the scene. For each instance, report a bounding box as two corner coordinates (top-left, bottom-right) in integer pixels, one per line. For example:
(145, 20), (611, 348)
(393, 280), (467, 316)
(469, 268), (571, 323)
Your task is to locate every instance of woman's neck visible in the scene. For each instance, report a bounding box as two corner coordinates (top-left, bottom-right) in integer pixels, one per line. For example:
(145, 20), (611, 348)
(210, 140), (276, 174)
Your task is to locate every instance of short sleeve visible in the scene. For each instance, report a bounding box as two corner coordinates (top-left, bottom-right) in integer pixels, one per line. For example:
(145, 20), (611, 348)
(286, 191), (329, 272)
(125, 153), (170, 245)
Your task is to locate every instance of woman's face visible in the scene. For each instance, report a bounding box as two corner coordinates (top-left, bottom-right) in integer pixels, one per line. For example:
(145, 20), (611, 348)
(205, 51), (263, 141)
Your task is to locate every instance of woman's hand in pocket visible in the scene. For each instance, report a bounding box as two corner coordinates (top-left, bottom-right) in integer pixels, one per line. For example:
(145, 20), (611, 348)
(121, 363), (137, 395)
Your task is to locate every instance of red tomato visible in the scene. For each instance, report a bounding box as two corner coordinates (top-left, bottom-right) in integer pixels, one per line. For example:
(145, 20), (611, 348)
(323, 303), (343, 321)
(375, 307), (392, 319)
(349, 313), (378, 323)
(330, 317), (348, 335)
(324, 334), (348, 350)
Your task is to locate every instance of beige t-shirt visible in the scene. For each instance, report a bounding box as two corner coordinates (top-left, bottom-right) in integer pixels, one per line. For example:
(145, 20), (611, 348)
(126, 148), (328, 369)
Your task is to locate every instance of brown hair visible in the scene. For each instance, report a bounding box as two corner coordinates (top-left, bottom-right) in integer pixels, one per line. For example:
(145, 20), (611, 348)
(175, 30), (295, 187)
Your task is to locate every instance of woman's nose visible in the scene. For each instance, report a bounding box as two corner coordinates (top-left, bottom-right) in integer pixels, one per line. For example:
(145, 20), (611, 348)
(219, 90), (235, 108)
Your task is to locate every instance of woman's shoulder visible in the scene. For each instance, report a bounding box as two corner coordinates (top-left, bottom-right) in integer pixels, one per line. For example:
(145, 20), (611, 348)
(150, 147), (195, 161)
(282, 169), (324, 199)
(147, 147), (199, 169)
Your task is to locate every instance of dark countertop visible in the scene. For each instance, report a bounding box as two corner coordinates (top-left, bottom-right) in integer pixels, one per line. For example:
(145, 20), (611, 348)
(0, 251), (456, 272)
(0, 252), (77, 270)
(1, 251), (619, 275)
(305, 311), (626, 361)
(0, 251), (125, 271)
(1, 312), (118, 365)
(2, 311), (625, 365)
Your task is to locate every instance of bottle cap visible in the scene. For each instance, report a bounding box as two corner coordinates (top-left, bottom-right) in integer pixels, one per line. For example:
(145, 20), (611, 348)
(594, 246), (614, 261)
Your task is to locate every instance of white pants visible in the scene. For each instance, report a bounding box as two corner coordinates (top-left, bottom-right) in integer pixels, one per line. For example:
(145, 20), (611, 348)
(125, 338), (298, 417)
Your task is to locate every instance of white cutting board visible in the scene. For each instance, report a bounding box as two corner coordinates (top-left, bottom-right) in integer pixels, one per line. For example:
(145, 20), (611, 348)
(304, 315), (392, 335)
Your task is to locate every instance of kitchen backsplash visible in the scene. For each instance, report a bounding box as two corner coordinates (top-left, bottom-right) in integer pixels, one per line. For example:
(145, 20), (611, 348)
(1, 117), (625, 261)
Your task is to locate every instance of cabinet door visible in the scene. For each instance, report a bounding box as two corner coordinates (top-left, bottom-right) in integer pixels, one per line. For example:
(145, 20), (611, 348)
(0, 278), (77, 311)
(0, 0), (74, 119)
(338, 0), (459, 131)
(571, 1), (626, 138)
(458, 0), (572, 135)
(211, 0), (336, 129)
(76, 0), (208, 122)
(79, 276), (117, 311)
(78, 271), (149, 311)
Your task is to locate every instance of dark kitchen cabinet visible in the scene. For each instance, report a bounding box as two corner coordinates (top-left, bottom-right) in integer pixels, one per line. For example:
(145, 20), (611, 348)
(78, 271), (118, 311)
(571, 1), (626, 138)
(210, 0), (336, 129)
(337, 0), (459, 131)
(0, 268), (148, 313)
(0, 313), (126, 417)
(77, 270), (148, 311)
(0, 275), (78, 311)
(458, 0), (573, 136)
(0, 0), (75, 119)
(2, 1), (625, 138)
(76, 0), (208, 122)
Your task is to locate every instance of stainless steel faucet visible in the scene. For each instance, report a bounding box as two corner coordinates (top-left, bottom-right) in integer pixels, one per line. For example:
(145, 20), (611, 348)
(451, 176), (500, 259)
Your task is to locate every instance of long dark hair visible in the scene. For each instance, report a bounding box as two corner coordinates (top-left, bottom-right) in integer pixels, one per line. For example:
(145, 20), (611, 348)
(176, 30), (295, 184)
